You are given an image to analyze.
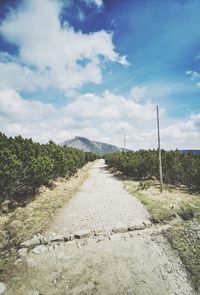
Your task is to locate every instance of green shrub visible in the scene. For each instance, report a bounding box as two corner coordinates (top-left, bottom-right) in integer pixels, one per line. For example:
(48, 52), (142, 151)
(105, 150), (200, 191)
(0, 132), (98, 201)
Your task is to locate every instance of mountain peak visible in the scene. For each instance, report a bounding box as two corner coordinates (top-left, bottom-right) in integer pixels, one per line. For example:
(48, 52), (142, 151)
(60, 137), (127, 156)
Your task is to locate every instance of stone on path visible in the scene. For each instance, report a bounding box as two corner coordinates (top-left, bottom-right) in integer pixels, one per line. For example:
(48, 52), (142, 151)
(20, 236), (48, 249)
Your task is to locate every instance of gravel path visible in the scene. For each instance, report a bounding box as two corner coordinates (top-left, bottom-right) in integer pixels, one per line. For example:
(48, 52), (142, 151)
(5, 160), (195, 295)
(48, 159), (150, 234)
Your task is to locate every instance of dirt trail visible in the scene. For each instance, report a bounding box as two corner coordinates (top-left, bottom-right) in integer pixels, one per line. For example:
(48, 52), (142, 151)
(5, 160), (195, 295)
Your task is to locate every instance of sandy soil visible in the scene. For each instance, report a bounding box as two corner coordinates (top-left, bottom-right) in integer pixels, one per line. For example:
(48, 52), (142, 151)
(5, 160), (195, 295)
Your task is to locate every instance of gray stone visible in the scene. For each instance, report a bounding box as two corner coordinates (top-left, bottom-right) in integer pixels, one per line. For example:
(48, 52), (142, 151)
(49, 235), (65, 242)
(32, 245), (48, 254)
(20, 235), (47, 248)
(64, 234), (74, 242)
(49, 233), (74, 243)
(0, 282), (6, 294)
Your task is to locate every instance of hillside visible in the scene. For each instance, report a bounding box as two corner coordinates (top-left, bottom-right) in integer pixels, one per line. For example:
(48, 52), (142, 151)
(60, 136), (127, 156)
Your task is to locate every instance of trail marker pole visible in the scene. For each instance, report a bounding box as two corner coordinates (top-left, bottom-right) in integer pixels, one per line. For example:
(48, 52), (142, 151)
(156, 105), (164, 193)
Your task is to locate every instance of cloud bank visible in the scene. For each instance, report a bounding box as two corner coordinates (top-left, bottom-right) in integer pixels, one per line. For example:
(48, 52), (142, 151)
(0, 89), (199, 149)
(0, 0), (127, 92)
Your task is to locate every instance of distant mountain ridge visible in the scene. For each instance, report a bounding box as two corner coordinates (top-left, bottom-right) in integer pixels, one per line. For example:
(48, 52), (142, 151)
(60, 136), (127, 155)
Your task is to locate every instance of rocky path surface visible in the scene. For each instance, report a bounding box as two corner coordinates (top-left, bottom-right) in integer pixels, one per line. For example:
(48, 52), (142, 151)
(5, 160), (195, 295)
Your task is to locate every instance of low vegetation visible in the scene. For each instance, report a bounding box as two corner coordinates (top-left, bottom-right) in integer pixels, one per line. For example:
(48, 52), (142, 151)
(106, 151), (200, 292)
(105, 150), (200, 190)
(0, 132), (97, 204)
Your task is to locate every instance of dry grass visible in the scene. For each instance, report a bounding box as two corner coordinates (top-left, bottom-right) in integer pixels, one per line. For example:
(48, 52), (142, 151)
(123, 179), (200, 292)
(124, 180), (200, 223)
(0, 161), (94, 280)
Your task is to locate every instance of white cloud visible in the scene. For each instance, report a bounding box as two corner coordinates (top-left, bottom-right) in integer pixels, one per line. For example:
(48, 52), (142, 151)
(141, 115), (200, 150)
(129, 86), (147, 102)
(0, 59), (50, 91)
(0, 89), (55, 121)
(0, 0), (127, 92)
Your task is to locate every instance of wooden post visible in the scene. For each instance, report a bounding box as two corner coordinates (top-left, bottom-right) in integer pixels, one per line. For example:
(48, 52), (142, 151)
(156, 105), (164, 193)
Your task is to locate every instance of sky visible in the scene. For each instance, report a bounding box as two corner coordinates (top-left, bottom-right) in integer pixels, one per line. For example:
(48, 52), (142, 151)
(0, 0), (200, 150)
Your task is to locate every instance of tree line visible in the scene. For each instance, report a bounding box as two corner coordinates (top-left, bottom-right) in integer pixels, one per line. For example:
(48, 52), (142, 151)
(105, 150), (200, 191)
(0, 132), (97, 202)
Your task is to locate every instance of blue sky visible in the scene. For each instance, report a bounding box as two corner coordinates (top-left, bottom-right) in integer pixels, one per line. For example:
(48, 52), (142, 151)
(0, 0), (200, 149)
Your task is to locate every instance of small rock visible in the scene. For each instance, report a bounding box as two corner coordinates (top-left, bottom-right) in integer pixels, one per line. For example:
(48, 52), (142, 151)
(18, 248), (28, 257)
(32, 245), (48, 255)
(20, 236), (47, 249)
(77, 242), (81, 248)
(64, 234), (74, 242)
(49, 235), (65, 242)
(0, 282), (6, 294)
(74, 229), (91, 239)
